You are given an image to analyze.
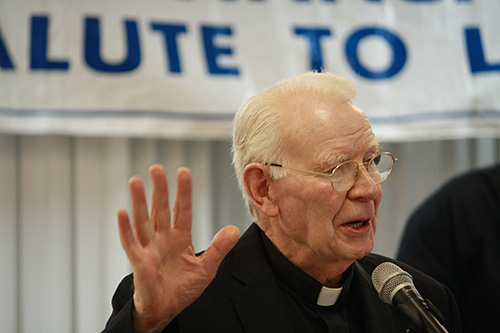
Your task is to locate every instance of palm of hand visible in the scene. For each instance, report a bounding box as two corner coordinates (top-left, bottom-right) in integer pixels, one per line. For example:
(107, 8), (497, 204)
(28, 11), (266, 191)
(117, 165), (240, 332)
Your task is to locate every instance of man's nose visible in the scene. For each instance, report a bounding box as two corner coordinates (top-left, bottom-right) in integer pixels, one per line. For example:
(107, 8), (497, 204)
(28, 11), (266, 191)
(347, 166), (380, 200)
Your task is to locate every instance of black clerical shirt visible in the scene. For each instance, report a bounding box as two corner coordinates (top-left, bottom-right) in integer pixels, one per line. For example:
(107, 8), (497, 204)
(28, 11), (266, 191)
(261, 231), (364, 332)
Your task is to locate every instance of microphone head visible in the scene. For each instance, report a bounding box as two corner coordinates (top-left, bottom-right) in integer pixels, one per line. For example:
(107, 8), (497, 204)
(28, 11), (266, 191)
(371, 262), (414, 304)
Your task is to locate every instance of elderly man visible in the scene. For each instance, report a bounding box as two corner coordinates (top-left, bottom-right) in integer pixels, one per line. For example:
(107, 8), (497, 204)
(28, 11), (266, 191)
(103, 72), (461, 332)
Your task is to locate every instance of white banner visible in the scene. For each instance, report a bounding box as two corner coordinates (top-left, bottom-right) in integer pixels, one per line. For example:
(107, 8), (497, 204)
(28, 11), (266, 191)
(1, 0), (499, 140)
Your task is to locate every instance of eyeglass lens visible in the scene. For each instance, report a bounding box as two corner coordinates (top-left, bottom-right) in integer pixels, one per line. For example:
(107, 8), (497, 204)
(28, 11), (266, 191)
(331, 153), (394, 192)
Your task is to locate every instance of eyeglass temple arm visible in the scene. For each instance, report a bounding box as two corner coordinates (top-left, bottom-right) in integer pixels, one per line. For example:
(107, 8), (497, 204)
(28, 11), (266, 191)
(264, 162), (332, 178)
(264, 162), (282, 167)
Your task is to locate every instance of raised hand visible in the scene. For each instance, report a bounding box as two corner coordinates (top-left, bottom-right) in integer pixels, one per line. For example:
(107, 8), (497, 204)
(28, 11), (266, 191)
(117, 165), (240, 332)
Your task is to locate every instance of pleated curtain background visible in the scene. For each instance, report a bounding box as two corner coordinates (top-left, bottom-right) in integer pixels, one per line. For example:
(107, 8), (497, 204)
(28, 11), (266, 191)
(1, 134), (498, 332)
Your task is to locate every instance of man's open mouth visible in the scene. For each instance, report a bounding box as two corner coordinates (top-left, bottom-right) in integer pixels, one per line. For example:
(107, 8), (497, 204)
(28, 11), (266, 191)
(345, 220), (368, 229)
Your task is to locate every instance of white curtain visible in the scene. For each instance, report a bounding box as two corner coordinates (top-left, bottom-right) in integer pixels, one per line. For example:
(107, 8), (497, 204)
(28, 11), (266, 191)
(1, 134), (498, 332)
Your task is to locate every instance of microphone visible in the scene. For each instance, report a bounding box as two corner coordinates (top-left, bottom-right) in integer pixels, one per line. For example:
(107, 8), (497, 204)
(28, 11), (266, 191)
(371, 262), (449, 333)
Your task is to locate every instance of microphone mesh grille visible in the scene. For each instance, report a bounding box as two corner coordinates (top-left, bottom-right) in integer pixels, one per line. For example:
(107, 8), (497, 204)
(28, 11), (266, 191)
(371, 262), (413, 304)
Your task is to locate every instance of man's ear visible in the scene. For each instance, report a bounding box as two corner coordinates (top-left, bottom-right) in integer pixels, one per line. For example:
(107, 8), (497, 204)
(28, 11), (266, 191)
(243, 163), (279, 217)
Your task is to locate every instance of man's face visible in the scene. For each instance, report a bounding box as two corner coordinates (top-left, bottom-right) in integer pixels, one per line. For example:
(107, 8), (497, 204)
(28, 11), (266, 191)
(265, 99), (382, 271)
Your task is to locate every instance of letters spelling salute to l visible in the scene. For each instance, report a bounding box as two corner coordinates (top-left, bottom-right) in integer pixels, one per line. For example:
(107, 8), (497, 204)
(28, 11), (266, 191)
(102, 72), (462, 332)
(6, 15), (493, 76)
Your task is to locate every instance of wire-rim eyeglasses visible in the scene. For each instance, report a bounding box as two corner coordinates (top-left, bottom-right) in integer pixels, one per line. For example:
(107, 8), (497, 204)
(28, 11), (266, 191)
(264, 152), (398, 193)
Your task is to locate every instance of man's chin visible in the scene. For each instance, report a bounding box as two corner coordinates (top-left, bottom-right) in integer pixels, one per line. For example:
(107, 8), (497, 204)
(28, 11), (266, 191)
(348, 242), (374, 260)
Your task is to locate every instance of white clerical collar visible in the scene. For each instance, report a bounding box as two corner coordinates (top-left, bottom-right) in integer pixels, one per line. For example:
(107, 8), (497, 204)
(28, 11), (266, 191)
(316, 285), (343, 306)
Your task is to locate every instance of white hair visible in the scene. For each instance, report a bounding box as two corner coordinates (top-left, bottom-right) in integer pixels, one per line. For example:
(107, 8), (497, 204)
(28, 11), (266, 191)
(231, 71), (357, 217)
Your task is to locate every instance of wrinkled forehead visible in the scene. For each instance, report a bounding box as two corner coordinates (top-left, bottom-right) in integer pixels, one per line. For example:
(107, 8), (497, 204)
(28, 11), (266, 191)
(281, 96), (369, 133)
(280, 98), (377, 161)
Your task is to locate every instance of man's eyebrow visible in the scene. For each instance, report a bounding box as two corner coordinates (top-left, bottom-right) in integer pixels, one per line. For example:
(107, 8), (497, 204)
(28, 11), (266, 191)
(317, 138), (380, 169)
(370, 137), (380, 149)
(318, 154), (350, 169)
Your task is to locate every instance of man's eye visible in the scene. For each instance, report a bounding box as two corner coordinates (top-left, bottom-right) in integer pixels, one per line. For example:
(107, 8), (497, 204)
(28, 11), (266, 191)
(326, 166), (337, 174)
(363, 153), (377, 162)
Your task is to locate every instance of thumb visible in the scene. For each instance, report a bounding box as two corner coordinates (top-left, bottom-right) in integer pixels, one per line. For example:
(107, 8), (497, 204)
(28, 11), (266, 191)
(201, 225), (240, 268)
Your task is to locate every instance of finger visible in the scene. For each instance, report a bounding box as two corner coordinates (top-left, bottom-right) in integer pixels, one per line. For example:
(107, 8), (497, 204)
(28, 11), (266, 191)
(129, 176), (154, 245)
(117, 208), (142, 264)
(172, 167), (193, 231)
(201, 225), (240, 269)
(149, 164), (171, 233)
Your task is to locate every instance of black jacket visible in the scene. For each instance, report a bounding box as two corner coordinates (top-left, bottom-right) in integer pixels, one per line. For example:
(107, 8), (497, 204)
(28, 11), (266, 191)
(104, 223), (461, 332)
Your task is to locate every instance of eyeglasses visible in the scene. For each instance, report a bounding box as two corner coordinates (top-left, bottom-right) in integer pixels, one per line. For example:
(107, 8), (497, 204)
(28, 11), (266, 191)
(264, 152), (397, 193)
